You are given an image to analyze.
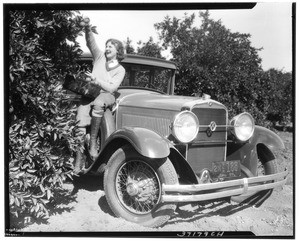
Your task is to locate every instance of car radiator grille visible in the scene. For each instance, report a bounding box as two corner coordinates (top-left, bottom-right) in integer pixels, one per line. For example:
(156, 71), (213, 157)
(187, 107), (227, 174)
(192, 108), (227, 142)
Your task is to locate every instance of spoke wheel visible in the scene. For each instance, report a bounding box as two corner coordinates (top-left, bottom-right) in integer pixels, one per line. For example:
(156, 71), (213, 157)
(104, 144), (178, 228)
(116, 160), (161, 214)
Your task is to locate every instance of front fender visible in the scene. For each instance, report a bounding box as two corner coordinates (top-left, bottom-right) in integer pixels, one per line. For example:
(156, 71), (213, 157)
(104, 126), (170, 159)
(252, 125), (285, 150)
(227, 125), (284, 176)
(88, 127), (171, 174)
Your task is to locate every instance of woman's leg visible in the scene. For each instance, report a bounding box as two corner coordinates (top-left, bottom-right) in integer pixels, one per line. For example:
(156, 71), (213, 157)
(74, 100), (92, 174)
(73, 127), (86, 174)
(90, 93), (115, 160)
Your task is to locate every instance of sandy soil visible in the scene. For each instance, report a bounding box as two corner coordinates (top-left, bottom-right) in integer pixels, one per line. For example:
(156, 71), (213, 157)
(18, 132), (294, 237)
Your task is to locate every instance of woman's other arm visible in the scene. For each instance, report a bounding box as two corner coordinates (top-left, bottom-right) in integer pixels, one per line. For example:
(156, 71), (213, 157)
(85, 24), (102, 61)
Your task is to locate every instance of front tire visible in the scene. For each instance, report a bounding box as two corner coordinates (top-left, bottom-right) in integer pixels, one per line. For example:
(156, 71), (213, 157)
(231, 146), (278, 204)
(104, 144), (178, 228)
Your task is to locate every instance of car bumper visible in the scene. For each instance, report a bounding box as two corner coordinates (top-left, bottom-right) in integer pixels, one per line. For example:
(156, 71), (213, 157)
(161, 169), (288, 202)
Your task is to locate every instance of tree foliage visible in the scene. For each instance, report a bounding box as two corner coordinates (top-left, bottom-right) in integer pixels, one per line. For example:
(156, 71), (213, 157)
(124, 36), (164, 59)
(124, 37), (135, 54)
(155, 11), (292, 126)
(137, 37), (164, 58)
(264, 69), (293, 125)
(8, 10), (95, 226)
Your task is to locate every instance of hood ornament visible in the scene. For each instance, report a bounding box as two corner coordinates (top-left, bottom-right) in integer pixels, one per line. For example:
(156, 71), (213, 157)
(202, 93), (211, 100)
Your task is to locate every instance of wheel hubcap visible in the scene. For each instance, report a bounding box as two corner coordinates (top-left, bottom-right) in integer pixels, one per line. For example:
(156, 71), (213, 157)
(126, 183), (139, 196)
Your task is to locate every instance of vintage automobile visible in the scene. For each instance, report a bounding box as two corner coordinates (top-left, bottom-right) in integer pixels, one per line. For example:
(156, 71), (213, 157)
(64, 52), (288, 228)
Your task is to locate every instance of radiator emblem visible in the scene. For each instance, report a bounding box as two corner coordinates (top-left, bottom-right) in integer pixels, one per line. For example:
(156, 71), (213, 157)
(209, 121), (217, 132)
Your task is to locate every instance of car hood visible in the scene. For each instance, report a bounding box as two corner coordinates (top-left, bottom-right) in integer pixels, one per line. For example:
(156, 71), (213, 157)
(117, 89), (225, 111)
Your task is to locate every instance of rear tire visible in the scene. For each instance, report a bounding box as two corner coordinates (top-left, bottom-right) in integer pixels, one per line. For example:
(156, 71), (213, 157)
(104, 144), (178, 228)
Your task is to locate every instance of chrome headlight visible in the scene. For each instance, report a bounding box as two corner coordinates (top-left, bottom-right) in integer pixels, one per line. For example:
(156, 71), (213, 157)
(230, 112), (255, 141)
(172, 111), (199, 143)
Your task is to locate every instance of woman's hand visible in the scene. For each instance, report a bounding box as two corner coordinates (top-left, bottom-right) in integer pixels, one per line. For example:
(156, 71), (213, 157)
(85, 71), (95, 82)
(79, 16), (98, 34)
(79, 16), (91, 30)
(91, 80), (101, 87)
(85, 72), (101, 87)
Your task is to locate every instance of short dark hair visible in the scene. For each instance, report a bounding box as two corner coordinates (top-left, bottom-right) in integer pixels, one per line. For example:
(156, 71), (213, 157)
(106, 39), (125, 61)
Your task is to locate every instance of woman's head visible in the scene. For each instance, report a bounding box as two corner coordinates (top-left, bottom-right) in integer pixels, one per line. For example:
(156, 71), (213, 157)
(105, 39), (125, 61)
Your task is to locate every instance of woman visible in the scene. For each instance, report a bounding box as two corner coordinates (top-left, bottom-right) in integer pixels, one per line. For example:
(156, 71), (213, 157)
(74, 18), (125, 174)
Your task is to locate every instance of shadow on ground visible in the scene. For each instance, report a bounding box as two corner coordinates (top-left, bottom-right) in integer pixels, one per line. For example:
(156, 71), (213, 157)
(166, 200), (252, 226)
(165, 190), (273, 227)
(71, 174), (104, 194)
(98, 195), (116, 216)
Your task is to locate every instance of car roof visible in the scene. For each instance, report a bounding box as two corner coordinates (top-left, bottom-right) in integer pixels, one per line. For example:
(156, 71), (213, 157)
(80, 52), (177, 70)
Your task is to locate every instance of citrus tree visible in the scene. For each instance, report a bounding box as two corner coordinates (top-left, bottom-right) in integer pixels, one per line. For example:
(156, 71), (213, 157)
(8, 10), (96, 227)
(137, 37), (164, 58)
(155, 11), (275, 125)
(264, 69), (293, 126)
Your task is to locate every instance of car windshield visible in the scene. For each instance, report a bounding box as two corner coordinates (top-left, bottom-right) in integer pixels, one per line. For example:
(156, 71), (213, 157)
(121, 64), (173, 94)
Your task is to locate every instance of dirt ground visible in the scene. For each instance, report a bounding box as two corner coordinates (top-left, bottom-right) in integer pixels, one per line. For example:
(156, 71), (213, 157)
(18, 131), (294, 237)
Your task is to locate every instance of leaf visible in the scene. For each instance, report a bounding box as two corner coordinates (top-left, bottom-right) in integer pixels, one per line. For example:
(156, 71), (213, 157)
(20, 196), (24, 205)
(32, 193), (44, 199)
(23, 193), (31, 198)
(58, 176), (63, 186)
(91, 26), (98, 34)
(39, 184), (45, 193)
(15, 197), (20, 207)
(10, 166), (20, 172)
(27, 169), (36, 173)
(14, 124), (21, 131)
(66, 173), (73, 180)
(36, 20), (42, 28)
(47, 189), (51, 200)
(9, 195), (15, 205)
(32, 147), (37, 156)
(39, 129), (44, 138)
(35, 204), (40, 212)
(40, 199), (50, 204)
(15, 171), (25, 178)
(21, 94), (28, 104)
(30, 206), (35, 213)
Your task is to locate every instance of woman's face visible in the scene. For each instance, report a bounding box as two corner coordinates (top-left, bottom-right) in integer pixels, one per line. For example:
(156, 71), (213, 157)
(105, 41), (118, 61)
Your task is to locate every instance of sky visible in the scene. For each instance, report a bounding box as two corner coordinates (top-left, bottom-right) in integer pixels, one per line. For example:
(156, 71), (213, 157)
(77, 2), (293, 72)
